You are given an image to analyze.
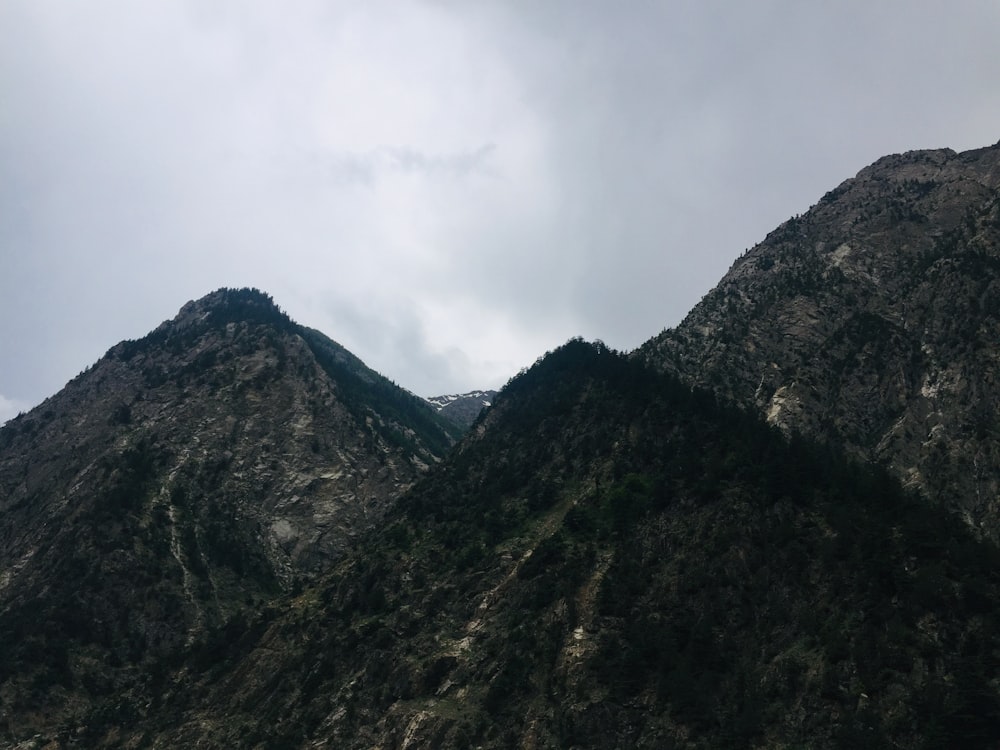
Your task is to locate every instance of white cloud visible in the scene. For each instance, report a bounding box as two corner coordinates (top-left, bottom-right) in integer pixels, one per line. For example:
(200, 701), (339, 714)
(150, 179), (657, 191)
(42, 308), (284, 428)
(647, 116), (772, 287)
(1, 0), (999, 403)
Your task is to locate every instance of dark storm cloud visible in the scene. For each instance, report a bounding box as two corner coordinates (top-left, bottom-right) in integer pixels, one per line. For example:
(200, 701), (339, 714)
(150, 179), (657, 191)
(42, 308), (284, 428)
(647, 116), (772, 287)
(2, 1), (999, 423)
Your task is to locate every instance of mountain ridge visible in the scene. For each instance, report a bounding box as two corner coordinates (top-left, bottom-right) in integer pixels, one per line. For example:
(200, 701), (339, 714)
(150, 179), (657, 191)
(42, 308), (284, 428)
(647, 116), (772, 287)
(63, 339), (1000, 748)
(3, 140), (1000, 747)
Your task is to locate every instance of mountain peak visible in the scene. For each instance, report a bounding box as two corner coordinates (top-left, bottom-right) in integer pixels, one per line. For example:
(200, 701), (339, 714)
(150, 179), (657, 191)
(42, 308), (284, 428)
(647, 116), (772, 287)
(426, 389), (498, 429)
(171, 285), (290, 331)
(105, 287), (292, 364)
(185, 286), (283, 315)
(0, 287), (464, 733)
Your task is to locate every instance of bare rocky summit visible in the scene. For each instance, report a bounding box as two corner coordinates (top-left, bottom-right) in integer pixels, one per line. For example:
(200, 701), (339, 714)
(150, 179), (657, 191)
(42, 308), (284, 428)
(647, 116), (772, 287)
(641, 142), (1000, 534)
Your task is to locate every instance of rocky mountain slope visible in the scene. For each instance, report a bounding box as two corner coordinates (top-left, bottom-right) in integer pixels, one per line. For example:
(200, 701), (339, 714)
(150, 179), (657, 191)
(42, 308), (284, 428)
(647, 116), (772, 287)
(58, 340), (1000, 749)
(0, 287), (459, 735)
(426, 390), (497, 429)
(641, 142), (1000, 535)
(4, 140), (1000, 749)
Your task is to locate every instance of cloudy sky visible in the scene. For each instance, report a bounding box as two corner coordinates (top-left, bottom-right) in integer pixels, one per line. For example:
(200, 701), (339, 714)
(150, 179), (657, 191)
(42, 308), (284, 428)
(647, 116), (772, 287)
(2, 1), (999, 422)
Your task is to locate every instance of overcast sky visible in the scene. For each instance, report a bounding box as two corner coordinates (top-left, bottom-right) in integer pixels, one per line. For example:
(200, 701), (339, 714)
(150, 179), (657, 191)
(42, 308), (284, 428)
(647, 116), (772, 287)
(2, 1), (999, 422)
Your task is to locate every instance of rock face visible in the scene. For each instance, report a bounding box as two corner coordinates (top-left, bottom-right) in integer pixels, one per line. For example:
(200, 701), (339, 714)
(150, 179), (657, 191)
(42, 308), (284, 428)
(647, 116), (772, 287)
(641, 142), (1000, 534)
(0, 288), (458, 731)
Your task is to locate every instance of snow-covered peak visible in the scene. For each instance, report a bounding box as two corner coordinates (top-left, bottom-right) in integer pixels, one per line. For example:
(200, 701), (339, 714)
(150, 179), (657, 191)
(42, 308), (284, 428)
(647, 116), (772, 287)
(425, 390), (495, 410)
(425, 390), (498, 429)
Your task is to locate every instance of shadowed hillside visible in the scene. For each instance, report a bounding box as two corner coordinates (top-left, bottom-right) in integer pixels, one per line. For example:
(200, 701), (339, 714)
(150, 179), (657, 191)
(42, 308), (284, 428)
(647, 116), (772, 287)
(92, 340), (1000, 749)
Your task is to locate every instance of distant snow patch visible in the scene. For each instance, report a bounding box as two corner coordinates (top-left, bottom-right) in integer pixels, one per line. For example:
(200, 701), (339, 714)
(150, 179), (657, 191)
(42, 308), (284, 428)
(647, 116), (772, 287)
(425, 391), (496, 411)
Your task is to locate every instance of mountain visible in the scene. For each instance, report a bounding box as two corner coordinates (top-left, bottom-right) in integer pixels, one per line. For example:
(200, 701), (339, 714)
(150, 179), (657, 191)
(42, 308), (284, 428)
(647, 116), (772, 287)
(0, 287), (459, 734)
(5, 140), (1000, 749)
(65, 340), (1000, 748)
(641, 142), (1000, 535)
(426, 390), (497, 429)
